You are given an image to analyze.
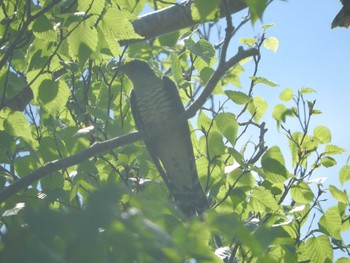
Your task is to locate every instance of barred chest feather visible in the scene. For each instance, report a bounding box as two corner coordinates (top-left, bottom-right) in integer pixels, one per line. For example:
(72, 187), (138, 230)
(135, 84), (176, 128)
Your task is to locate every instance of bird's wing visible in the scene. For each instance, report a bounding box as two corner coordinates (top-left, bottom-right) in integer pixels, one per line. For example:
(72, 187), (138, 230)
(130, 88), (175, 192)
(161, 75), (199, 188)
(130, 90), (143, 130)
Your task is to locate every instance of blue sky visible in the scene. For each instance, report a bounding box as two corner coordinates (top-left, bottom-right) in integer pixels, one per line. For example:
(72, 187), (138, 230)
(147, 0), (349, 257)
(232, 0), (350, 256)
(240, 0), (350, 191)
(228, 0), (349, 183)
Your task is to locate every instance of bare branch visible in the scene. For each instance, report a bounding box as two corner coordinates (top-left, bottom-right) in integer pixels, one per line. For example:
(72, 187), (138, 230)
(120, 0), (247, 46)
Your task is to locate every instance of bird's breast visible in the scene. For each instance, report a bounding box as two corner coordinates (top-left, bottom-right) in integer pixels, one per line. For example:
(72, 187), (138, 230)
(136, 85), (175, 127)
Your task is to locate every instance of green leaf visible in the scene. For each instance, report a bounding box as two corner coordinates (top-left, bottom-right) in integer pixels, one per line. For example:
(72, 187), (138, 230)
(197, 111), (213, 131)
(14, 155), (38, 177)
(67, 20), (98, 64)
(38, 137), (65, 163)
(38, 79), (70, 115)
(324, 144), (346, 156)
(250, 186), (280, 213)
(329, 185), (349, 204)
(32, 15), (56, 41)
(41, 172), (65, 191)
(170, 54), (182, 84)
(305, 235), (333, 263)
(320, 156), (337, 168)
(261, 146), (288, 183)
(251, 76), (278, 87)
(337, 258), (350, 263)
(185, 39), (216, 66)
(191, 0), (220, 22)
(264, 37), (279, 53)
(272, 104), (294, 128)
(225, 64), (244, 88)
(208, 131), (225, 157)
(244, 0), (268, 24)
(225, 90), (250, 105)
(314, 126), (331, 144)
(279, 88), (294, 101)
(247, 96), (268, 122)
(99, 7), (142, 41)
(215, 113), (238, 146)
(300, 87), (316, 94)
(239, 37), (256, 47)
(4, 112), (33, 142)
(318, 206), (342, 239)
(290, 182), (314, 204)
(339, 165), (350, 186)
(199, 66), (215, 85)
(261, 24), (275, 30)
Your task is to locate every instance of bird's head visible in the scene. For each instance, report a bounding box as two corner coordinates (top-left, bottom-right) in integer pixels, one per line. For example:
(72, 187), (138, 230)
(117, 60), (159, 89)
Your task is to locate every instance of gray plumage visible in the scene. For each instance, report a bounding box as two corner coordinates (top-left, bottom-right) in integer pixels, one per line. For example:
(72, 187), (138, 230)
(119, 60), (208, 216)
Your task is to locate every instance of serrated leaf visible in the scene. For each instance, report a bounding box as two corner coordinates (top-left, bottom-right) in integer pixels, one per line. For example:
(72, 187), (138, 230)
(305, 235), (333, 263)
(261, 146), (288, 183)
(38, 79), (70, 115)
(264, 37), (279, 53)
(318, 206), (342, 239)
(320, 156), (337, 167)
(4, 112), (33, 142)
(247, 96), (268, 122)
(197, 111), (213, 131)
(208, 131), (225, 157)
(272, 104), (294, 128)
(67, 20), (98, 63)
(329, 185), (349, 204)
(250, 186), (280, 213)
(225, 90), (250, 105)
(215, 113), (238, 146)
(300, 87), (316, 94)
(290, 182), (314, 204)
(339, 165), (350, 186)
(32, 15), (56, 41)
(192, 0), (220, 22)
(245, 0), (268, 24)
(324, 144), (346, 156)
(261, 23), (275, 30)
(251, 76), (278, 87)
(336, 258), (350, 263)
(314, 126), (331, 144)
(239, 37), (256, 47)
(185, 39), (215, 65)
(279, 88), (294, 101)
(100, 7), (142, 41)
(170, 53), (182, 83)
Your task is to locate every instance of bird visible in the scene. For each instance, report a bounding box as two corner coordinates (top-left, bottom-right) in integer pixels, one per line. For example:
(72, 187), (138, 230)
(332, 0), (350, 28)
(119, 60), (209, 216)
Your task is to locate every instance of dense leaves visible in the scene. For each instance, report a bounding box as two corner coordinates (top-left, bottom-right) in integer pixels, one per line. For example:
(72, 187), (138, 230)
(0, 0), (349, 262)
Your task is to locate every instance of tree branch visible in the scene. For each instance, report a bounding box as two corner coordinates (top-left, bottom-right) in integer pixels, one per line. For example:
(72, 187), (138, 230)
(0, 131), (144, 203)
(184, 47), (259, 119)
(119, 0), (247, 46)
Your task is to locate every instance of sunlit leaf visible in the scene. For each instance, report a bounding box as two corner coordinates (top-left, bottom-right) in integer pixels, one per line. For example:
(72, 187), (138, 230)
(318, 206), (342, 239)
(264, 37), (279, 53)
(314, 126), (331, 144)
(215, 113), (238, 145)
(329, 185), (349, 204)
(279, 88), (294, 102)
(339, 165), (350, 185)
(305, 235), (333, 263)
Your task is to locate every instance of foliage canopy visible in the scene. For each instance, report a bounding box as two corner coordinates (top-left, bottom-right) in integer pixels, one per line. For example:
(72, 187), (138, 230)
(0, 0), (349, 262)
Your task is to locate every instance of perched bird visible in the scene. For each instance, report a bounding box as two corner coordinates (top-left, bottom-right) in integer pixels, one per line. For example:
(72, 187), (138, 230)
(119, 60), (209, 216)
(332, 0), (350, 28)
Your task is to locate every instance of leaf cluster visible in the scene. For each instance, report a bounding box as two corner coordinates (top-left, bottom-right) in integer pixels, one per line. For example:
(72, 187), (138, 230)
(0, 1), (349, 262)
